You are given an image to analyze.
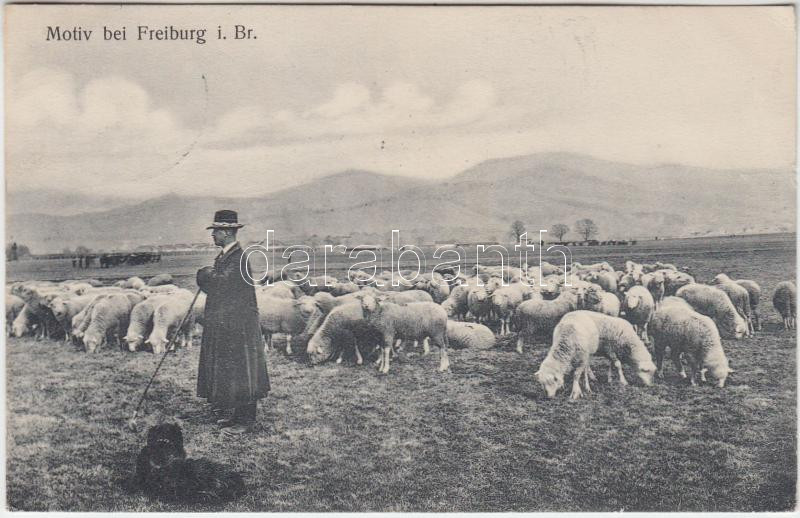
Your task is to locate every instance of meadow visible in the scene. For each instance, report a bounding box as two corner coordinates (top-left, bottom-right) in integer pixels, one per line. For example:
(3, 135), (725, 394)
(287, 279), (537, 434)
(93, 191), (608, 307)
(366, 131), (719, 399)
(5, 233), (797, 511)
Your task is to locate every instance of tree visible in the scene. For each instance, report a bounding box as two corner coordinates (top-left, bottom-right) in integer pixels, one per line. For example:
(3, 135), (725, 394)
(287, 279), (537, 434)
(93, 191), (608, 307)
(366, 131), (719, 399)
(509, 220), (526, 242)
(574, 219), (599, 241)
(551, 223), (570, 242)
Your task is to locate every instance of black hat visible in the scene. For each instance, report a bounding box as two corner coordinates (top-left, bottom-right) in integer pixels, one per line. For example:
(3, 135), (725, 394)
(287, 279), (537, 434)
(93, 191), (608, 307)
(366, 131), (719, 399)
(207, 210), (245, 230)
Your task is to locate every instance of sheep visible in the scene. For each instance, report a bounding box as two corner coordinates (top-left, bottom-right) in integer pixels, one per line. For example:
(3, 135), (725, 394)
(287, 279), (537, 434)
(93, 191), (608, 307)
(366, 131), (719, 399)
(622, 285), (655, 343)
(122, 276), (146, 290)
(441, 284), (471, 321)
(534, 311), (600, 400)
(83, 294), (135, 353)
(467, 287), (492, 324)
(11, 304), (39, 338)
(72, 294), (110, 343)
(306, 302), (383, 366)
(6, 294), (25, 336)
(382, 290), (434, 305)
(491, 283), (536, 335)
(571, 261), (613, 273)
(584, 285), (620, 317)
(676, 283), (747, 340)
(360, 294), (450, 374)
(446, 321), (495, 350)
(147, 274), (174, 286)
(146, 294), (197, 354)
(331, 281), (360, 297)
(413, 273), (451, 303)
(649, 296), (732, 387)
(711, 274), (754, 336)
(641, 271), (665, 308)
(585, 271), (617, 293)
(734, 279), (762, 331)
(141, 284), (181, 295)
(259, 283), (296, 300)
(256, 292), (320, 354)
(576, 311), (657, 388)
(125, 295), (171, 352)
(663, 271), (695, 296)
(773, 281), (796, 330)
(514, 288), (580, 353)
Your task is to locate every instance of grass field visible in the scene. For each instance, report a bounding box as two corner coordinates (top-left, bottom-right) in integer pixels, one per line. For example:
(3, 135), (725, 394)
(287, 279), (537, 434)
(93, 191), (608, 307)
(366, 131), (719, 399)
(5, 234), (797, 511)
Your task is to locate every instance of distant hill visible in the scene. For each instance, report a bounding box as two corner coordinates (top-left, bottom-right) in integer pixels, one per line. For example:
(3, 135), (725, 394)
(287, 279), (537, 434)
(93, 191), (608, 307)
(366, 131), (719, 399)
(6, 154), (795, 253)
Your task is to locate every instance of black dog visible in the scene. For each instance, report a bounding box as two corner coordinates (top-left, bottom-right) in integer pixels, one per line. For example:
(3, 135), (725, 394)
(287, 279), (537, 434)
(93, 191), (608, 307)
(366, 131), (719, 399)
(135, 423), (245, 503)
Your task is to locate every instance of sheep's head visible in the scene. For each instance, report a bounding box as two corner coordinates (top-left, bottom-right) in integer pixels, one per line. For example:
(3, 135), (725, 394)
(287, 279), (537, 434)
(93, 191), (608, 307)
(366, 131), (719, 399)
(441, 298), (456, 318)
(125, 333), (144, 352)
(626, 293), (640, 310)
(485, 277), (503, 294)
(83, 331), (104, 353)
(12, 319), (28, 338)
(50, 300), (68, 321)
(584, 286), (603, 307)
(535, 368), (563, 398)
(295, 296), (319, 319)
(636, 360), (657, 386)
(360, 294), (380, 316)
(712, 273), (731, 285)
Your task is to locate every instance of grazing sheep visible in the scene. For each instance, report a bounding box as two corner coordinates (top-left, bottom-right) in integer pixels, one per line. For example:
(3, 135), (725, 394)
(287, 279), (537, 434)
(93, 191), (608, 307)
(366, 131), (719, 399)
(360, 294), (450, 374)
(576, 311), (656, 388)
(146, 294), (197, 354)
(256, 293), (319, 354)
(734, 279), (762, 331)
(773, 281), (797, 330)
(413, 273), (451, 303)
(711, 274), (754, 336)
(584, 286), (620, 317)
(446, 321), (495, 350)
(649, 296), (731, 387)
(306, 302), (383, 366)
(534, 311), (600, 400)
(147, 274), (174, 287)
(72, 294), (110, 343)
(6, 295), (25, 336)
(441, 284), (471, 321)
(382, 290), (434, 305)
(142, 284), (181, 295)
(11, 304), (38, 338)
(125, 295), (171, 352)
(514, 289), (580, 353)
(676, 283), (747, 340)
(622, 286), (655, 343)
(83, 294), (135, 352)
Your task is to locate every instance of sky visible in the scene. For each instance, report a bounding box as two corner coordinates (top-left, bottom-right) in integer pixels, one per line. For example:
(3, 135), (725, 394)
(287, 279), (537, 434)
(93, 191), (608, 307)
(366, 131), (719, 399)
(5, 5), (796, 199)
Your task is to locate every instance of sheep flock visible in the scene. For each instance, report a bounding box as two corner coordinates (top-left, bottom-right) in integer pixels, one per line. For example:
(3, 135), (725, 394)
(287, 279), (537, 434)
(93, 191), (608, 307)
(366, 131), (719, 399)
(6, 258), (797, 401)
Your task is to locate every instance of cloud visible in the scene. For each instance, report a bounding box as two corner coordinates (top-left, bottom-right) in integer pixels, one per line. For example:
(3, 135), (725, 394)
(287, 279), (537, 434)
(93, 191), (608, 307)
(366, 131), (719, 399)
(205, 79), (497, 146)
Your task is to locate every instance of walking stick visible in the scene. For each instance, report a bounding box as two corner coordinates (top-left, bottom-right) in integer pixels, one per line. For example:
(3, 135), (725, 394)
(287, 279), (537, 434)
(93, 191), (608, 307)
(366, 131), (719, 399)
(127, 288), (202, 432)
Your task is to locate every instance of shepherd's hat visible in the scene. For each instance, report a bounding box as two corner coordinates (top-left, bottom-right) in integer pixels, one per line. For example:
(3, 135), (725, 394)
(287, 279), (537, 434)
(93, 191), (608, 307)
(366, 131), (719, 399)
(207, 209), (245, 230)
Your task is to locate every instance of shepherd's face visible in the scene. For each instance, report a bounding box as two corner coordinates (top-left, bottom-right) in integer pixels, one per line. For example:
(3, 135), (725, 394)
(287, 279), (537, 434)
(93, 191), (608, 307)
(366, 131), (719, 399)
(212, 228), (230, 247)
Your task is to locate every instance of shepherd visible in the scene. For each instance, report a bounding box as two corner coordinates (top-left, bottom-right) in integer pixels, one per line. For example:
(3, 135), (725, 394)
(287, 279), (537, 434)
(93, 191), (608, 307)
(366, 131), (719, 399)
(196, 210), (270, 435)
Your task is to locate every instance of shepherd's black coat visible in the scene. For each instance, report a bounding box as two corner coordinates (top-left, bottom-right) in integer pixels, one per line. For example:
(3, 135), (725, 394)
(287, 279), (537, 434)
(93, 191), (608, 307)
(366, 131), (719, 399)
(196, 242), (270, 408)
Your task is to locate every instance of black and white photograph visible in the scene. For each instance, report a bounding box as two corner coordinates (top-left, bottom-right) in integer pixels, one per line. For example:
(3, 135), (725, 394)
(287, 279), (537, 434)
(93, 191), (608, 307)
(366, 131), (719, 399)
(3, 3), (797, 512)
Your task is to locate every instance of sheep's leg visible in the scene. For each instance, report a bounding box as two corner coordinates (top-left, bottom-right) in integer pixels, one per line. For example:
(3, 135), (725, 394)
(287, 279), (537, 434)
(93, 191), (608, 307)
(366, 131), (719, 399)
(582, 367), (593, 393)
(615, 360), (628, 386)
(670, 349), (686, 378)
(516, 334), (525, 354)
(586, 365), (597, 382)
(654, 343), (665, 378)
(336, 349), (344, 364)
(570, 367), (584, 400)
(753, 309), (761, 331)
(423, 337), (430, 355)
(354, 343), (363, 365)
(437, 333), (450, 372)
(700, 368), (708, 383)
(285, 335), (294, 355)
(379, 334), (394, 374)
(607, 363), (614, 383)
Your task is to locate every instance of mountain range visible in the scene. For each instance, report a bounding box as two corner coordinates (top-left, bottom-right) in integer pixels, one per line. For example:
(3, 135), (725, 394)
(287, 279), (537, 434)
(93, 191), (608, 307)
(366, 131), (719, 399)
(7, 152), (795, 253)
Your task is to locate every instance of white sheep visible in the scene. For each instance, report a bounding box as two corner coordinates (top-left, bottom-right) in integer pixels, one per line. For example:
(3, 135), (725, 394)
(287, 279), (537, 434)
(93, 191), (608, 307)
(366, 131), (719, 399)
(649, 296), (732, 387)
(441, 284), (471, 321)
(676, 283), (747, 340)
(49, 294), (95, 343)
(125, 295), (170, 352)
(585, 271), (617, 293)
(711, 274), (754, 336)
(360, 294), (450, 374)
(773, 281), (796, 330)
(147, 273), (174, 286)
(306, 302), (383, 366)
(622, 285), (655, 343)
(145, 293), (197, 354)
(576, 310), (656, 388)
(122, 276), (146, 290)
(11, 304), (38, 338)
(663, 270), (695, 296)
(641, 271), (665, 307)
(534, 311), (599, 400)
(256, 292), (319, 354)
(734, 279), (762, 331)
(83, 294), (135, 352)
(6, 294), (25, 336)
(514, 288), (581, 353)
(491, 283), (536, 335)
(584, 285), (620, 317)
(446, 321), (496, 350)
